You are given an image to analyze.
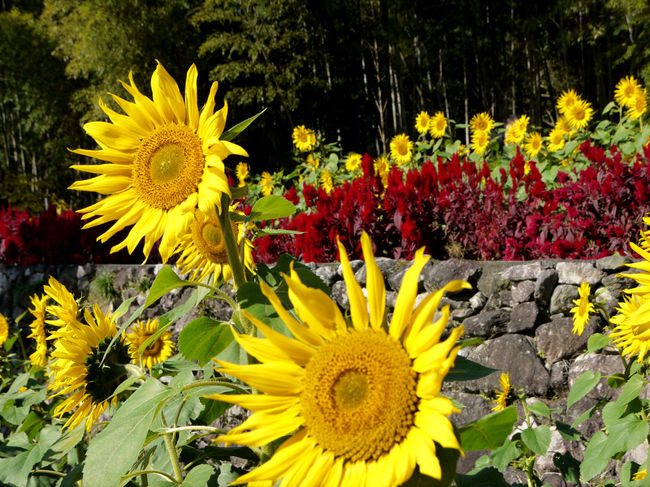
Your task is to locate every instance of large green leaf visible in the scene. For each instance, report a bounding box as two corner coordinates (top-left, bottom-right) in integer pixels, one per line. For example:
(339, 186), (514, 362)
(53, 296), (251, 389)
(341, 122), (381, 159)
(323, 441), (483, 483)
(458, 406), (518, 451)
(0, 424), (61, 487)
(587, 333), (611, 353)
(521, 425), (551, 456)
(567, 370), (601, 410)
(83, 378), (171, 487)
(249, 195), (296, 222)
(145, 266), (194, 307)
(445, 356), (496, 382)
(180, 464), (215, 486)
(490, 441), (522, 471)
(178, 317), (234, 366)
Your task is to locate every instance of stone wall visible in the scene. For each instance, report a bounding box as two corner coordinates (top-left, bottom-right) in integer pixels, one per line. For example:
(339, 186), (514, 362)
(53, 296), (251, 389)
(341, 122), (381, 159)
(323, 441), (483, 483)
(0, 254), (644, 484)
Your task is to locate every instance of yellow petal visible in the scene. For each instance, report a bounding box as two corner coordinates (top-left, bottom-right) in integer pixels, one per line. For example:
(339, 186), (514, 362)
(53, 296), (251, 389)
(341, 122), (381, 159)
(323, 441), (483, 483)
(408, 427), (442, 479)
(217, 361), (304, 396)
(341, 460), (367, 487)
(336, 236), (368, 331)
(151, 61), (186, 123)
(69, 175), (131, 195)
(414, 409), (462, 452)
(198, 81), (219, 133)
(185, 64), (199, 131)
(361, 231), (386, 330)
(390, 247), (430, 340)
(206, 393), (298, 414)
(70, 163), (132, 177)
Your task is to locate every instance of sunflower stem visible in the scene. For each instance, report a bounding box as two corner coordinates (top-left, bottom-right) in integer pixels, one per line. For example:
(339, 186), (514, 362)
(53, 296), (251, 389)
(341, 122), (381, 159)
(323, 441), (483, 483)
(121, 469), (177, 483)
(217, 194), (247, 290)
(163, 433), (183, 483)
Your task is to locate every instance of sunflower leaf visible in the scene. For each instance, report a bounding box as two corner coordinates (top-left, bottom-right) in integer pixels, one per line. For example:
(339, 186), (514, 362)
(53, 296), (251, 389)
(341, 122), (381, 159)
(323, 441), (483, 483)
(221, 108), (266, 142)
(445, 356), (496, 382)
(567, 370), (601, 410)
(458, 406), (518, 451)
(145, 266), (194, 308)
(180, 464), (215, 486)
(83, 378), (171, 487)
(249, 195), (296, 222)
(178, 317), (234, 366)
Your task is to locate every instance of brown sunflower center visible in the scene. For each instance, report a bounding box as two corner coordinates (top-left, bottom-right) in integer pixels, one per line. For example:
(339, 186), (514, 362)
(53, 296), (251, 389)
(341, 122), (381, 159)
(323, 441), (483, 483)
(137, 333), (163, 356)
(191, 216), (229, 264)
(133, 124), (205, 209)
(300, 329), (418, 462)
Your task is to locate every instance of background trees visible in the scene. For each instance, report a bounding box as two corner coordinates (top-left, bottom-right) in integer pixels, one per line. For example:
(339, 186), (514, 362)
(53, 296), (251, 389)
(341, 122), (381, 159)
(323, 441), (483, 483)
(1, 0), (649, 211)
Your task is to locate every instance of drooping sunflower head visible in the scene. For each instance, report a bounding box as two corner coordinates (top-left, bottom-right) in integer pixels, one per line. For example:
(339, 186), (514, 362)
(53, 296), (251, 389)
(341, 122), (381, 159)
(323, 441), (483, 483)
(557, 89), (580, 115)
(235, 162), (249, 187)
(345, 153), (363, 172)
(615, 75), (643, 108)
(415, 111), (432, 134)
(320, 170), (334, 194)
(175, 208), (254, 285)
(470, 112), (495, 134)
(126, 318), (175, 369)
(491, 372), (511, 412)
(610, 294), (650, 363)
(627, 87), (647, 120)
(260, 171), (274, 196)
(0, 312), (8, 347)
(209, 232), (471, 486)
(570, 281), (595, 336)
(566, 99), (594, 129)
(70, 62), (247, 263)
(49, 304), (130, 431)
(430, 111), (448, 138)
(292, 125), (316, 152)
(524, 131), (543, 158)
(44, 276), (81, 338)
(390, 133), (413, 166)
(27, 294), (49, 367)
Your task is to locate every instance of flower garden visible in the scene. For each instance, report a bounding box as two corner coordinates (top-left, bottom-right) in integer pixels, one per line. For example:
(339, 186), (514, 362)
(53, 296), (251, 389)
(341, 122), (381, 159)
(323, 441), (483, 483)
(2, 61), (650, 487)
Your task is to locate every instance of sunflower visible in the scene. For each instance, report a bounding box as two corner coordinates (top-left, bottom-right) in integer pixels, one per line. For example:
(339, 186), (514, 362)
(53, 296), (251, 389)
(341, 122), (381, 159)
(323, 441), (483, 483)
(469, 112), (495, 134)
(209, 232), (470, 486)
(627, 87), (647, 120)
(570, 282), (595, 336)
(320, 170), (333, 194)
(0, 313), (8, 347)
(556, 89), (580, 115)
(415, 111), (432, 135)
(175, 208), (254, 285)
(547, 128), (566, 152)
(306, 153), (319, 170)
(491, 372), (511, 412)
(260, 171), (274, 196)
(633, 469), (648, 481)
(619, 241), (650, 294)
(429, 111), (448, 138)
(610, 294), (650, 363)
(49, 304), (130, 431)
(471, 130), (489, 154)
(27, 294), (49, 367)
(514, 115), (530, 134)
(292, 125), (316, 152)
(504, 116), (527, 145)
(615, 75), (643, 108)
(236, 162), (249, 187)
(44, 277), (81, 339)
(374, 155), (390, 186)
(524, 131), (543, 158)
(345, 153), (363, 172)
(125, 318), (175, 369)
(566, 99), (594, 130)
(69, 62), (246, 263)
(389, 134), (413, 166)
(458, 144), (469, 156)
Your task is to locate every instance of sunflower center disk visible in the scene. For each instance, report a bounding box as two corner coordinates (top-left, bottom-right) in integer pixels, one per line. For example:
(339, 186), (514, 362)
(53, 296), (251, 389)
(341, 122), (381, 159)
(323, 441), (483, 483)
(301, 329), (418, 462)
(191, 218), (228, 264)
(133, 124), (205, 209)
(85, 338), (131, 403)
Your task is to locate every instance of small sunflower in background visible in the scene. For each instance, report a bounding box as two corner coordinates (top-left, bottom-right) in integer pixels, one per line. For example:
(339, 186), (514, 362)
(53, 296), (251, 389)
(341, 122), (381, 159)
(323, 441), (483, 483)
(556, 89), (580, 116)
(320, 170), (333, 194)
(126, 318), (175, 369)
(430, 111), (448, 138)
(49, 304), (130, 432)
(345, 153), (363, 172)
(44, 276), (81, 339)
(471, 129), (489, 154)
(570, 282), (595, 336)
(469, 112), (495, 134)
(374, 155), (390, 186)
(504, 115), (528, 145)
(524, 131), (543, 158)
(389, 133), (413, 166)
(415, 110), (432, 135)
(27, 294), (49, 367)
(209, 232), (470, 486)
(547, 127), (566, 152)
(627, 87), (647, 120)
(260, 171), (274, 196)
(0, 313), (8, 347)
(292, 125), (316, 152)
(492, 372), (511, 412)
(70, 62), (246, 263)
(615, 75), (643, 108)
(566, 99), (594, 129)
(175, 208), (254, 286)
(235, 162), (249, 187)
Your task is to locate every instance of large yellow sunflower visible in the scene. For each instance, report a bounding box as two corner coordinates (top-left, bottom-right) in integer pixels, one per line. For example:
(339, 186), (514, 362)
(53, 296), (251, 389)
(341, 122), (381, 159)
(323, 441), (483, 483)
(570, 282), (595, 336)
(27, 294), (49, 367)
(619, 241), (650, 294)
(469, 112), (495, 134)
(615, 75), (643, 108)
(69, 62), (247, 263)
(49, 304), (130, 431)
(209, 232), (470, 486)
(175, 209), (254, 285)
(610, 294), (650, 363)
(125, 318), (175, 369)
(390, 134), (414, 166)
(566, 99), (594, 129)
(0, 312), (8, 347)
(429, 111), (448, 138)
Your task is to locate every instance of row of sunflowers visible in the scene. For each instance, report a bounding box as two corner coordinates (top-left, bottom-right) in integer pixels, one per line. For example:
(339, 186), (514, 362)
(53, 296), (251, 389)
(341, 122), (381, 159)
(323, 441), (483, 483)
(1, 62), (650, 486)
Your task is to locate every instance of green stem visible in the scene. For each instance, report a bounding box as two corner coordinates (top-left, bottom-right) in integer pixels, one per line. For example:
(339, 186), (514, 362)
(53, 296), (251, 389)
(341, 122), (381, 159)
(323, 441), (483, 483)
(30, 469), (66, 478)
(121, 469), (177, 483)
(158, 425), (226, 435)
(217, 194), (247, 289)
(163, 433), (183, 483)
(181, 378), (250, 395)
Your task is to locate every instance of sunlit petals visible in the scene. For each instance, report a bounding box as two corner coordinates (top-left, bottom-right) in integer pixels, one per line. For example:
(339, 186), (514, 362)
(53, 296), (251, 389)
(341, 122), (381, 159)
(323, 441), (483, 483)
(361, 232), (386, 330)
(337, 236), (369, 331)
(390, 247), (430, 340)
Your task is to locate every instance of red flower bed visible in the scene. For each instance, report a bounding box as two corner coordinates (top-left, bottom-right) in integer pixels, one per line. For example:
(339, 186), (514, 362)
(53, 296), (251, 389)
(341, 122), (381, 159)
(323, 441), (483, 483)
(255, 141), (650, 262)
